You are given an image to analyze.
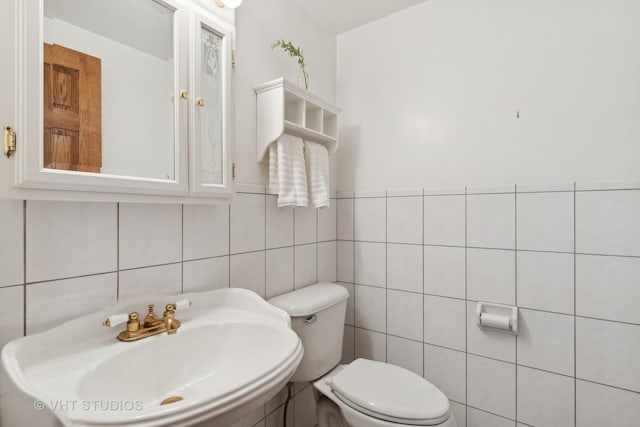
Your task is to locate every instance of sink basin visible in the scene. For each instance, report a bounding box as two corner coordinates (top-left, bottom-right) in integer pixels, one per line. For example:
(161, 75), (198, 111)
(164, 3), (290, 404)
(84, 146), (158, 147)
(0, 288), (303, 427)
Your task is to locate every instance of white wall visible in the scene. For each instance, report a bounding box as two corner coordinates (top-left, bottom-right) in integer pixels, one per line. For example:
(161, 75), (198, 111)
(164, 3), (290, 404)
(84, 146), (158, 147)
(44, 17), (175, 179)
(337, 0), (640, 192)
(234, 0), (338, 189)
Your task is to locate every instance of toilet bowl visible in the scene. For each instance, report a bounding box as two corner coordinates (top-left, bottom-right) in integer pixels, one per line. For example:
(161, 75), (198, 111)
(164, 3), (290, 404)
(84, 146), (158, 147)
(269, 283), (457, 427)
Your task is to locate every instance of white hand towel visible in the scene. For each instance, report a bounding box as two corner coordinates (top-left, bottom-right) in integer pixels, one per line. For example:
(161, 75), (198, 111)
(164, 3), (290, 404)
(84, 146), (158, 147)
(304, 141), (330, 208)
(268, 135), (308, 207)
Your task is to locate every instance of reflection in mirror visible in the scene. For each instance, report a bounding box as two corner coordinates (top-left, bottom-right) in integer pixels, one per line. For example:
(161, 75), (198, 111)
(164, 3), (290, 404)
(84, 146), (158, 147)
(199, 25), (224, 185)
(43, 0), (176, 180)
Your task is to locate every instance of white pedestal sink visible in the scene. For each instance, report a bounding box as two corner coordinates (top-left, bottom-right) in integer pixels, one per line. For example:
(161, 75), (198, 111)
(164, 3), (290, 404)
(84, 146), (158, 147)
(0, 289), (303, 427)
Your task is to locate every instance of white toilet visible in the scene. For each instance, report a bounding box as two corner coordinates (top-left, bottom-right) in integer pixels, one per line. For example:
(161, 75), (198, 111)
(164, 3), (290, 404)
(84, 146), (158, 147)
(269, 283), (457, 427)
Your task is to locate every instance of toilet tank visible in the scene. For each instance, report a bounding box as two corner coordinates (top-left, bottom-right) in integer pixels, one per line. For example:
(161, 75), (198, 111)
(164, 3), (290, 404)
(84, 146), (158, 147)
(269, 283), (349, 382)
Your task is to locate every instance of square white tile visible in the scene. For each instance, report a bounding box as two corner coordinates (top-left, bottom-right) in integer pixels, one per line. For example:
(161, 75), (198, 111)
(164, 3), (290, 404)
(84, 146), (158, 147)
(266, 195), (293, 249)
(387, 290), (422, 341)
(424, 246), (465, 299)
(183, 204), (229, 261)
(467, 248), (515, 305)
(576, 380), (640, 427)
(423, 295), (466, 351)
(424, 195), (465, 246)
(467, 354), (516, 419)
(318, 241), (337, 283)
(467, 193), (515, 249)
(342, 325), (355, 364)
(387, 244), (423, 293)
(27, 201), (117, 282)
(355, 327), (386, 362)
(449, 402), (466, 427)
(230, 251), (266, 297)
(354, 242), (386, 287)
(467, 301), (515, 363)
(119, 264), (181, 300)
(294, 244), (317, 289)
(318, 202), (337, 242)
(182, 257), (229, 293)
(0, 200), (23, 287)
(424, 344), (466, 403)
(119, 203), (181, 270)
(230, 193), (265, 254)
(294, 206), (317, 245)
(576, 190), (640, 256)
(293, 384), (317, 427)
(354, 285), (386, 333)
(576, 254), (640, 324)
(337, 241), (354, 283)
(0, 286), (24, 349)
(387, 196), (422, 244)
(517, 309), (574, 376)
(340, 282), (355, 326)
(517, 251), (574, 314)
(467, 407), (515, 427)
(337, 198), (354, 240)
(387, 335), (423, 376)
(576, 317), (640, 392)
(517, 365), (575, 427)
(354, 198), (386, 242)
(517, 192), (574, 252)
(26, 273), (117, 335)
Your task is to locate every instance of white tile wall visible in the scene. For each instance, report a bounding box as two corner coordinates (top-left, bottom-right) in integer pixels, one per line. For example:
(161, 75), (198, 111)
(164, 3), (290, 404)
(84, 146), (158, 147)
(516, 365), (575, 427)
(387, 196), (422, 244)
(388, 244), (422, 293)
(5, 192), (337, 427)
(0, 200), (23, 287)
(119, 203), (181, 270)
(27, 201), (118, 282)
(338, 185), (640, 426)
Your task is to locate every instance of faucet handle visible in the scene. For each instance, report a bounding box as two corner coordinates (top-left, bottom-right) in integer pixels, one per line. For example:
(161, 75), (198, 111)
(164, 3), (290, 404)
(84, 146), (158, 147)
(102, 313), (129, 327)
(174, 299), (192, 310)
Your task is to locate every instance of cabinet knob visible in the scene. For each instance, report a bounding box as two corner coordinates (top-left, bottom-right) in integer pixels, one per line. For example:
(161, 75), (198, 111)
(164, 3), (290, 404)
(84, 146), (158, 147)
(196, 97), (206, 107)
(180, 90), (189, 100)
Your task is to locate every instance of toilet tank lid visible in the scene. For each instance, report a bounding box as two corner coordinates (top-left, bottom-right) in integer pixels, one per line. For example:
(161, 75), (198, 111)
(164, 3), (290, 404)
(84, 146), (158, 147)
(268, 283), (349, 317)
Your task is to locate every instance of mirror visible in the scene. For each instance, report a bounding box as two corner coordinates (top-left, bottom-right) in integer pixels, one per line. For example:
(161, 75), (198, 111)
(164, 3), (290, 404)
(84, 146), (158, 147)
(43, 0), (177, 180)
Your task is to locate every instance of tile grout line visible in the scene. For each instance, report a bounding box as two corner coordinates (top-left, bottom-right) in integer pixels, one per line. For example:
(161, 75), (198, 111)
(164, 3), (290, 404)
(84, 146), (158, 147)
(180, 204), (184, 294)
(116, 202), (120, 301)
(514, 185), (518, 424)
(385, 191), (388, 362)
(422, 189), (426, 377)
(352, 197), (356, 360)
(227, 203), (231, 289)
(22, 200), (27, 337)
(573, 181), (577, 427)
(464, 186), (468, 423)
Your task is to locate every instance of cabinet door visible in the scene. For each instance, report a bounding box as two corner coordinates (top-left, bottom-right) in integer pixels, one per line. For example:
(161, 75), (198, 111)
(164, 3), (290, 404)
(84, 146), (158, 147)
(16, 0), (189, 196)
(189, 11), (234, 197)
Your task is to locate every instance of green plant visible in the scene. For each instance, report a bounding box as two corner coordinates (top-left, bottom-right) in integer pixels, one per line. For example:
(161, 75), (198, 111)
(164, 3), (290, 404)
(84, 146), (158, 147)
(271, 39), (309, 90)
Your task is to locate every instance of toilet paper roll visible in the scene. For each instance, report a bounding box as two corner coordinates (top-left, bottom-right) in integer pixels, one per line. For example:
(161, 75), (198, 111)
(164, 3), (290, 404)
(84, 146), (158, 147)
(480, 312), (511, 330)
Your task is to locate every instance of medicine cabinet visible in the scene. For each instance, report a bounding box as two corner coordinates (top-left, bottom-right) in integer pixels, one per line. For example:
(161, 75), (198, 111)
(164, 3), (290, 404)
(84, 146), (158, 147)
(1, 0), (235, 203)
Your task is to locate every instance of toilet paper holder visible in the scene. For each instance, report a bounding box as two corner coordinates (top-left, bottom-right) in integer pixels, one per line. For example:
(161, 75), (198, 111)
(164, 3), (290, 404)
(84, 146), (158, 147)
(476, 302), (518, 335)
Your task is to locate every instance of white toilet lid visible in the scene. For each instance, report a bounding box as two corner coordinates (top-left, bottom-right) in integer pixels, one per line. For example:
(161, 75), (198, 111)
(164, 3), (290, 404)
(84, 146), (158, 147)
(329, 359), (450, 425)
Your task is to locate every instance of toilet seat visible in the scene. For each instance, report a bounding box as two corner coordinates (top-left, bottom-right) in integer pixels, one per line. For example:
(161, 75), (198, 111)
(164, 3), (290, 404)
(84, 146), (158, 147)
(327, 359), (451, 426)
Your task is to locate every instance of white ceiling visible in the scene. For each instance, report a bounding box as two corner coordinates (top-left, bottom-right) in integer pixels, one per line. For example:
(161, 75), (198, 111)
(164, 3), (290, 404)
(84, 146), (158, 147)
(292, 0), (429, 35)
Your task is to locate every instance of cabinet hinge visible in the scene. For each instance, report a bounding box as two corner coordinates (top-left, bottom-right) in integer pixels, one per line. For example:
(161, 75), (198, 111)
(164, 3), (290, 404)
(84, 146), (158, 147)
(232, 50), (236, 69)
(4, 126), (16, 158)
(232, 162), (236, 181)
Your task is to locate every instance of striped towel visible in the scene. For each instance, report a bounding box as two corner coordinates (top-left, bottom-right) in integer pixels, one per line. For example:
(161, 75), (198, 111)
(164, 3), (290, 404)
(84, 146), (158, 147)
(304, 141), (330, 208)
(269, 135), (308, 207)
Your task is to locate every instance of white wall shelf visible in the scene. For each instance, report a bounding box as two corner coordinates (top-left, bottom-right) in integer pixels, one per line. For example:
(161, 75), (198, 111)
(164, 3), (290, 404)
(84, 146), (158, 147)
(255, 78), (340, 162)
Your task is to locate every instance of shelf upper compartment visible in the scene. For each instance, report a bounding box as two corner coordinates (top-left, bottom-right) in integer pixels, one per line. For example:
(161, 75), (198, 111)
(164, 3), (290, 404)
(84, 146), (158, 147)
(255, 78), (340, 162)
